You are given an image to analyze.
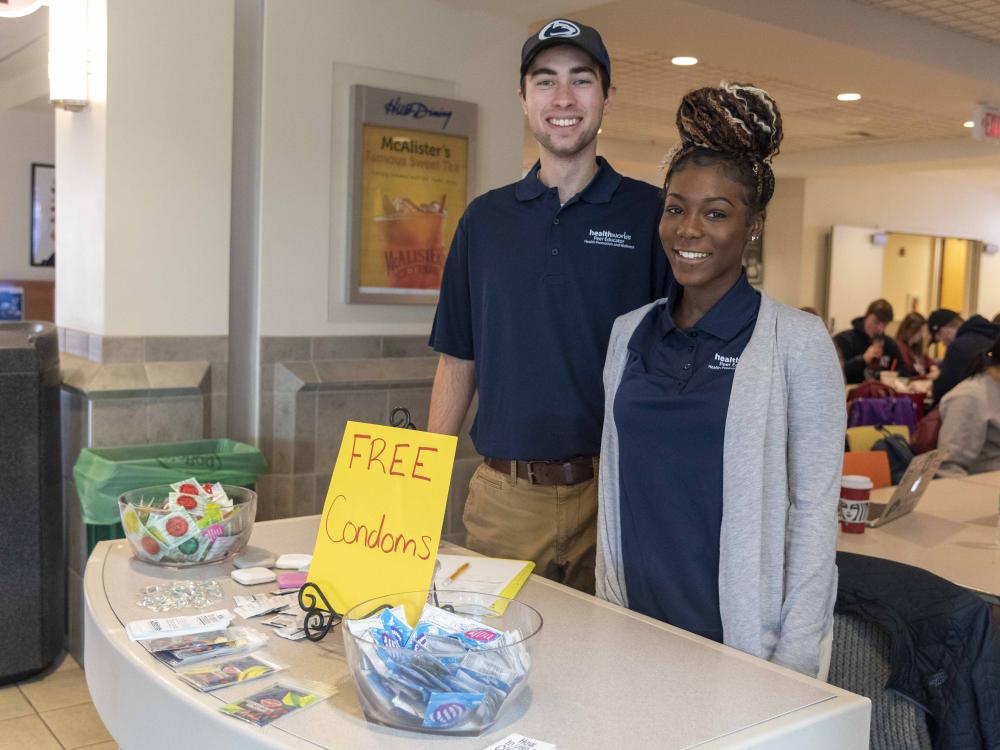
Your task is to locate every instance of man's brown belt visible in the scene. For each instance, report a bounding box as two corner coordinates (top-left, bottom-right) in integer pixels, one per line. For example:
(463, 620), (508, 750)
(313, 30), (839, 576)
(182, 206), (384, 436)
(483, 457), (595, 486)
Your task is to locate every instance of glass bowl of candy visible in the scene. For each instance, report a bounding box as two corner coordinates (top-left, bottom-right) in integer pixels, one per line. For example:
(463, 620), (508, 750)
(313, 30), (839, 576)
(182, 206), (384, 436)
(118, 480), (256, 567)
(342, 589), (542, 736)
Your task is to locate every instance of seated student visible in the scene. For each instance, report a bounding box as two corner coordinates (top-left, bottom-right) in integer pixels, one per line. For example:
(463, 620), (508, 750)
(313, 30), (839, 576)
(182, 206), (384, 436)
(937, 337), (1000, 477)
(895, 312), (939, 379)
(834, 299), (902, 384)
(598, 82), (845, 680)
(929, 309), (1000, 405)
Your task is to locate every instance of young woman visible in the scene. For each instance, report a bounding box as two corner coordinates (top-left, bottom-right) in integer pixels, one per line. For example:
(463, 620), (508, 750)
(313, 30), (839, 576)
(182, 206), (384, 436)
(597, 83), (845, 679)
(895, 312), (938, 379)
(937, 337), (1000, 477)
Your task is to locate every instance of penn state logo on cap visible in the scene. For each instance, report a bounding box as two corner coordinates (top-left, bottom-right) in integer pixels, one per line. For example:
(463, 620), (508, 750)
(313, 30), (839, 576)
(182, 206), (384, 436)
(538, 20), (581, 40)
(520, 18), (611, 79)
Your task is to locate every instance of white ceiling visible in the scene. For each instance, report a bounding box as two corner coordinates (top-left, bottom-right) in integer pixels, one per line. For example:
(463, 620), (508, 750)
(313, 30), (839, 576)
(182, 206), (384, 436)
(0, 5), (47, 110)
(514, 0), (1000, 178)
(2, 1), (999, 179)
(603, 48), (968, 154)
(852, 0), (1000, 46)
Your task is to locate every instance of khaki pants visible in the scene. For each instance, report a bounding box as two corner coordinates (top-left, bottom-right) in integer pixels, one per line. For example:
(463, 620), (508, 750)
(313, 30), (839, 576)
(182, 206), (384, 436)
(462, 460), (597, 594)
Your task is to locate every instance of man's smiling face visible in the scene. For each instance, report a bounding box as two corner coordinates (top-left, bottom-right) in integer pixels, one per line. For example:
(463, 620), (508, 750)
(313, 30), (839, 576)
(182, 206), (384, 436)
(520, 45), (611, 159)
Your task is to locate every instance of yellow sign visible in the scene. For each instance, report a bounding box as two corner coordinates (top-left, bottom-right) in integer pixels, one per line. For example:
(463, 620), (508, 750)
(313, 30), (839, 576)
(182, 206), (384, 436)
(358, 124), (468, 292)
(308, 421), (457, 623)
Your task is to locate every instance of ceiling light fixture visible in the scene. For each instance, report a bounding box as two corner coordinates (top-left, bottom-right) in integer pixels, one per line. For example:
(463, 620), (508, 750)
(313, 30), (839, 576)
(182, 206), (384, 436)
(837, 93), (862, 102)
(671, 56), (698, 66)
(963, 121), (975, 128)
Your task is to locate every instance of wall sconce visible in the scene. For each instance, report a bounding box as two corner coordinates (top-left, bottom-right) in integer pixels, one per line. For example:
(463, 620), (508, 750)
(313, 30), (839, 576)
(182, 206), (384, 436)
(48, 0), (89, 111)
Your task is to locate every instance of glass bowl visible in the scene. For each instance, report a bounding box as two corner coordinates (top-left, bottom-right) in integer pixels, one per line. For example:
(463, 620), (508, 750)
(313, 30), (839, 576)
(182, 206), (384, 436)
(117, 484), (256, 567)
(342, 589), (542, 736)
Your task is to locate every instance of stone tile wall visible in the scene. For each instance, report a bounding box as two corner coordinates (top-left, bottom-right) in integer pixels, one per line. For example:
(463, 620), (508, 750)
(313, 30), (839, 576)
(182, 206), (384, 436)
(258, 335), (480, 543)
(58, 332), (481, 659)
(58, 333), (224, 662)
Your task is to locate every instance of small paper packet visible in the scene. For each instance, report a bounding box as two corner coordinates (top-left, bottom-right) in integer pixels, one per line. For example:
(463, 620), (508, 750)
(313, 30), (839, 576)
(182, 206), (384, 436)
(144, 509), (201, 549)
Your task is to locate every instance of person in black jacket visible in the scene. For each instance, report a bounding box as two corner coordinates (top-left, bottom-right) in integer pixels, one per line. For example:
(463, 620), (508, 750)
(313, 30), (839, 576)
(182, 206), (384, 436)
(834, 298), (902, 384)
(931, 309), (1000, 404)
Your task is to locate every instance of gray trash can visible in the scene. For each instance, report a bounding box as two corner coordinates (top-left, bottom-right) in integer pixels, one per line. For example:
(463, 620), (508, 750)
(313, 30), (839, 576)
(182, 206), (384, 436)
(0, 322), (63, 683)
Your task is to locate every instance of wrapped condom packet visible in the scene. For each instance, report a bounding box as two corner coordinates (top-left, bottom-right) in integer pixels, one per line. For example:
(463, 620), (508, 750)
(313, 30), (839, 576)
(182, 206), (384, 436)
(422, 691), (486, 730)
(416, 604), (504, 649)
(368, 607), (414, 648)
(144, 508), (201, 550)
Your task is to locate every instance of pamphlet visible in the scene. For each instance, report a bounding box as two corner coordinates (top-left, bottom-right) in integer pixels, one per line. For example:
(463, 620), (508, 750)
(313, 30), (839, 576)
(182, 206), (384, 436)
(178, 654), (283, 692)
(126, 610), (233, 641)
(218, 681), (330, 726)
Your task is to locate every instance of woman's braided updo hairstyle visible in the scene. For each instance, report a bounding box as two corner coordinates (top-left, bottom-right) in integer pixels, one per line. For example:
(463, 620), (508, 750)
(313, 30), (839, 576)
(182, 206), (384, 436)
(664, 82), (783, 216)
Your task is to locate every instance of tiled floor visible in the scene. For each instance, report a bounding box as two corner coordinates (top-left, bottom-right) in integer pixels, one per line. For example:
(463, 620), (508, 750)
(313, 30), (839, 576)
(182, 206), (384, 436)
(0, 653), (115, 750)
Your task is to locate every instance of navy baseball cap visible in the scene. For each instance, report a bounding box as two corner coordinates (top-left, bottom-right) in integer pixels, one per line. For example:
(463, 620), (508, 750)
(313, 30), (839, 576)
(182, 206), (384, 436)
(520, 19), (611, 80)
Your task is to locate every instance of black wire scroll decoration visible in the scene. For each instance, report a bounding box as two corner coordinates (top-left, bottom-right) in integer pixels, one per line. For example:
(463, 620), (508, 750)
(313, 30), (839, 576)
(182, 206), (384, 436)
(389, 406), (417, 430)
(297, 582), (342, 642)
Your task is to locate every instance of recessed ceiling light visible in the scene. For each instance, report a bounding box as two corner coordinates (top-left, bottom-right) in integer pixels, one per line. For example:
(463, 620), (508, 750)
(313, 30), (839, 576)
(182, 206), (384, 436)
(963, 120), (975, 128)
(598, 128), (603, 135)
(671, 56), (699, 66)
(837, 93), (862, 102)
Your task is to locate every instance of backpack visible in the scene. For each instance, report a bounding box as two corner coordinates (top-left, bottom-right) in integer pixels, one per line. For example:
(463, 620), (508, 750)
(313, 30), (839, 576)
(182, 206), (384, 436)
(910, 407), (942, 455)
(872, 426), (915, 484)
(848, 397), (919, 433)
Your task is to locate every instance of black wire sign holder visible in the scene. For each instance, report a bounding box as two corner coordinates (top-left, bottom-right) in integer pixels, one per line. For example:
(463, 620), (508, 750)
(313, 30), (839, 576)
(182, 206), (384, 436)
(296, 406), (421, 643)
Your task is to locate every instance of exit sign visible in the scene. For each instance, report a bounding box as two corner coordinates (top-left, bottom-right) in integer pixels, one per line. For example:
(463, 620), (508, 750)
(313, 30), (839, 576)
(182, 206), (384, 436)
(973, 105), (1000, 141)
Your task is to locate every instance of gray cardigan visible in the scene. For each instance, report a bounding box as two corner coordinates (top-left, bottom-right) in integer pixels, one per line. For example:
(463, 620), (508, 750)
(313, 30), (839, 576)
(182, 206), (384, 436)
(597, 292), (846, 677)
(938, 372), (1000, 478)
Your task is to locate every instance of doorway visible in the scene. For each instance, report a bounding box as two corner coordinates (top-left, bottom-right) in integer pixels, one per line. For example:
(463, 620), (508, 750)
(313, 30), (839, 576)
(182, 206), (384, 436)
(827, 225), (981, 334)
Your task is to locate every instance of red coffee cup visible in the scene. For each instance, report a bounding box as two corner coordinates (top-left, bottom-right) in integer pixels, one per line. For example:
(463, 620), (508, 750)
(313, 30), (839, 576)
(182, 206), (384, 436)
(840, 475), (873, 533)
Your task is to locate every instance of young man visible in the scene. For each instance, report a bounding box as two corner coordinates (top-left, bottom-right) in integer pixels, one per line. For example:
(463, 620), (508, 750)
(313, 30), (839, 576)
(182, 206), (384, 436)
(834, 298), (902, 384)
(929, 308), (1000, 405)
(427, 19), (668, 593)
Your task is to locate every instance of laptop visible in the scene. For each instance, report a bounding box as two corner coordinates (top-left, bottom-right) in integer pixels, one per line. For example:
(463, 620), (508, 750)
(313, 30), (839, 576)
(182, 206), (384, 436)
(866, 450), (943, 527)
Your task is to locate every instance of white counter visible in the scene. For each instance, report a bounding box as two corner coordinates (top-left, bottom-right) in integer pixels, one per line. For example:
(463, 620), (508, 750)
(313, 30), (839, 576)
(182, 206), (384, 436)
(837, 473), (1000, 601)
(85, 516), (870, 749)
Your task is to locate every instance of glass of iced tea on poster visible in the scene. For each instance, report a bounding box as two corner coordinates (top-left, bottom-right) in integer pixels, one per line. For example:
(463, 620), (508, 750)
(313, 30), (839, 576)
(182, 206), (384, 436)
(375, 194), (447, 289)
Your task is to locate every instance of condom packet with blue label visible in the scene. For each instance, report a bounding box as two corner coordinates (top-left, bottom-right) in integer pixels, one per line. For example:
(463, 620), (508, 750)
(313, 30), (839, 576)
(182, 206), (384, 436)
(422, 691), (485, 730)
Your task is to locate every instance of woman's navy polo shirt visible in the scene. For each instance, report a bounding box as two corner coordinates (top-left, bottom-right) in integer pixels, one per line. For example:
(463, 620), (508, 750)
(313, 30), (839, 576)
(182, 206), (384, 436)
(429, 158), (669, 460)
(614, 272), (760, 641)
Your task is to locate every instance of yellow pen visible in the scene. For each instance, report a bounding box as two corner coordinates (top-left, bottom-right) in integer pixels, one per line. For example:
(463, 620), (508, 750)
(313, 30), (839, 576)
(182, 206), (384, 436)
(448, 562), (470, 582)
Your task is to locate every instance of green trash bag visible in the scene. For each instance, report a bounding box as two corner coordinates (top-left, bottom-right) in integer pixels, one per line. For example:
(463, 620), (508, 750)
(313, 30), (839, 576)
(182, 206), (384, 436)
(73, 439), (268, 525)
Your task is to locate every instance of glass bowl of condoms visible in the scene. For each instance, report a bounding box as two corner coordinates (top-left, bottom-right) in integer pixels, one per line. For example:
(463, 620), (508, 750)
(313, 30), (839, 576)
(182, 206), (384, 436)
(342, 589), (542, 736)
(118, 480), (256, 567)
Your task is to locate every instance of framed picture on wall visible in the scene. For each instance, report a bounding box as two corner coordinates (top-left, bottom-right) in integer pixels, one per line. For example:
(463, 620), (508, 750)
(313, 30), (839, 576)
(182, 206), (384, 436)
(0, 286), (25, 321)
(30, 162), (55, 267)
(346, 85), (477, 305)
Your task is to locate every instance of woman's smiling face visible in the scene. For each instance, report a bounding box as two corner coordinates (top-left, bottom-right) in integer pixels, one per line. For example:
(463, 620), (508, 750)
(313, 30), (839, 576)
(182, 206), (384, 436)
(660, 161), (763, 294)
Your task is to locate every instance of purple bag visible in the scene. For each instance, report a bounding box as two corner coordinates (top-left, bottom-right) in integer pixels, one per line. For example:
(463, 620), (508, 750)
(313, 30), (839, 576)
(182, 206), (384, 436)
(847, 397), (918, 432)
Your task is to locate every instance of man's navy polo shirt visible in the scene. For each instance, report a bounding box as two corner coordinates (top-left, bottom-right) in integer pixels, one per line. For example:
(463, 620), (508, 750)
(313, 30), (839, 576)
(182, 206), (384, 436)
(429, 157), (668, 460)
(614, 272), (760, 641)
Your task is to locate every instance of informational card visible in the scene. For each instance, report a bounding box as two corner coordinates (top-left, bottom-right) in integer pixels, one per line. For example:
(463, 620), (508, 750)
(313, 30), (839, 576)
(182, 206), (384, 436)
(482, 734), (557, 750)
(308, 422), (456, 624)
(219, 681), (329, 727)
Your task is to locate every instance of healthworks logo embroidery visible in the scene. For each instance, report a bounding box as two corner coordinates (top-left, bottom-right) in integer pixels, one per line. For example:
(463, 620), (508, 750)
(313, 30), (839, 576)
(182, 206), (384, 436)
(708, 353), (740, 371)
(538, 20), (580, 39)
(584, 228), (635, 249)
